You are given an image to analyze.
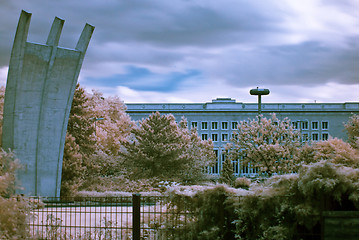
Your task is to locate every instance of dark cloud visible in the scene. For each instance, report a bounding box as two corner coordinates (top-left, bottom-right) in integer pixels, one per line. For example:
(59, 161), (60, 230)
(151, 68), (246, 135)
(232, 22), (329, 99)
(0, 0), (358, 103)
(217, 40), (359, 87)
(0, 0), (287, 65)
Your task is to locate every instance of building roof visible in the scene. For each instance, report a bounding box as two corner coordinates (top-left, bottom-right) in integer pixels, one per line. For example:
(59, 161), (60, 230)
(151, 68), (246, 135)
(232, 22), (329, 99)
(125, 98), (359, 113)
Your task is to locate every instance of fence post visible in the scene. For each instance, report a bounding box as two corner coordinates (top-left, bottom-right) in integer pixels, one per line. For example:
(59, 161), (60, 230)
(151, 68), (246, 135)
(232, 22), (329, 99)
(133, 193), (141, 240)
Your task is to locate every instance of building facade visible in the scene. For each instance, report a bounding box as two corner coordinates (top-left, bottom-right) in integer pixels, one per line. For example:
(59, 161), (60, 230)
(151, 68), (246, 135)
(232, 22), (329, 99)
(125, 98), (359, 177)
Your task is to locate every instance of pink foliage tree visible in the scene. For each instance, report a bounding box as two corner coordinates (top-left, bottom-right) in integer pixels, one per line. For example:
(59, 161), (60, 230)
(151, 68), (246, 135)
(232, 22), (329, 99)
(226, 114), (302, 176)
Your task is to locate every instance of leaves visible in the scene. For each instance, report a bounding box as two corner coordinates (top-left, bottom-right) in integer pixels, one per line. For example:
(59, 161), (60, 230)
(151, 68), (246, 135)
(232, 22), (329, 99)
(226, 114), (301, 176)
(120, 112), (215, 182)
(62, 84), (134, 196)
(345, 114), (359, 147)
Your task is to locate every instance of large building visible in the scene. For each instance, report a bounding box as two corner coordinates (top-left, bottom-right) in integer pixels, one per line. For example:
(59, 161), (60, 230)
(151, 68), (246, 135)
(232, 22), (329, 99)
(125, 98), (359, 177)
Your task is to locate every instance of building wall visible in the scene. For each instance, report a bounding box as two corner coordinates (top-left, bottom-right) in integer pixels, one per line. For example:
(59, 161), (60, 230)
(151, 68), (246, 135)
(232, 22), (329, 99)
(125, 98), (359, 176)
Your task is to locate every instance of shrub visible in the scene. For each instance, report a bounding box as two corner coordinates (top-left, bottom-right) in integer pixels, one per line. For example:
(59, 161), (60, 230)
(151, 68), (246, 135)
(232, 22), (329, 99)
(233, 177), (251, 189)
(312, 138), (359, 168)
(0, 150), (30, 239)
(235, 161), (359, 239)
(79, 176), (162, 193)
(219, 156), (235, 185)
(166, 160), (359, 239)
(167, 185), (248, 239)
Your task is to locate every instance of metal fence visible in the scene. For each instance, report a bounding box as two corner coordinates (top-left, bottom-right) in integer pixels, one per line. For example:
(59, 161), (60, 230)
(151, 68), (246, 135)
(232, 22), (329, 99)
(28, 194), (324, 240)
(29, 194), (194, 240)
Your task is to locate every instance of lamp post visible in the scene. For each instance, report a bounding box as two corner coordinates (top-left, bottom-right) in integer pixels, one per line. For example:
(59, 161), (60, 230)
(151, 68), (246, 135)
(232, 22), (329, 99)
(250, 87), (270, 121)
(91, 117), (104, 136)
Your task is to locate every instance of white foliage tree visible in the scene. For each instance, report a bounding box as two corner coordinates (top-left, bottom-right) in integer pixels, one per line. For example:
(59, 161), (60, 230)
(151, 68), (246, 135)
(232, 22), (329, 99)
(226, 114), (302, 176)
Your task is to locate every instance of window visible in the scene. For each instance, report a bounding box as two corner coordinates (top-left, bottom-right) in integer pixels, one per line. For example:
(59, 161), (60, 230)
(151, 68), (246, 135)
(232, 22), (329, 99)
(302, 121), (309, 130)
(322, 133), (329, 141)
(293, 120), (308, 130)
(211, 134), (218, 142)
(211, 122), (218, 130)
(302, 133), (309, 142)
(222, 134), (229, 142)
(312, 133), (319, 141)
(322, 121), (329, 130)
(210, 150), (219, 174)
(312, 121), (318, 130)
(233, 159), (239, 174)
(221, 121), (228, 130)
(241, 163), (249, 174)
(232, 121), (238, 130)
(201, 133), (208, 140)
(191, 121), (198, 129)
(201, 122), (208, 130)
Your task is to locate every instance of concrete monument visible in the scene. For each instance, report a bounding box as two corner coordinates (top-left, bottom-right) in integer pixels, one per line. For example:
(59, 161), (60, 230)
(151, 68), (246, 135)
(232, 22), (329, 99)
(2, 10), (94, 197)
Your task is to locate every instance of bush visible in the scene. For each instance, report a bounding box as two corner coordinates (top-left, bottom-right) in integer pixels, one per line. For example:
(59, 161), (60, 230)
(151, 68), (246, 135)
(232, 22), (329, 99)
(219, 157), (235, 185)
(79, 176), (162, 193)
(233, 177), (251, 189)
(167, 185), (249, 239)
(0, 150), (30, 239)
(235, 161), (359, 239)
(166, 160), (359, 239)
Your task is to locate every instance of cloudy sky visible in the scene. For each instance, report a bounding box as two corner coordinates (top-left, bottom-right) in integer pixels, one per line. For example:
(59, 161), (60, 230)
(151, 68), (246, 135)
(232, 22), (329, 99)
(1, 0), (359, 103)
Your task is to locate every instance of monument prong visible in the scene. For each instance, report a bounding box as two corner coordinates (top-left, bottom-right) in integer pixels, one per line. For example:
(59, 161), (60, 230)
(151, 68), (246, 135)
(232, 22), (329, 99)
(2, 11), (32, 150)
(76, 23), (95, 53)
(46, 17), (64, 46)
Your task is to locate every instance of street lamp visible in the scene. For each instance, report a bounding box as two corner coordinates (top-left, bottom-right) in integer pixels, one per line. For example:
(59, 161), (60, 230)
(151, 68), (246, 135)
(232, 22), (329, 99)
(91, 117), (104, 136)
(250, 87), (270, 121)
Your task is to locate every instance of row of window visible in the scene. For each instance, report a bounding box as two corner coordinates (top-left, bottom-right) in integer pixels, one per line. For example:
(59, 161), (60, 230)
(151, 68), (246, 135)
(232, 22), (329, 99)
(201, 132), (329, 142)
(209, 161), (259, 175)
(292, 120), (328, 130)
(191, 121), (238, 130)
(192, 120), (329, 131)
(209, 150), (259, 175)
(201, 133), (228, 142)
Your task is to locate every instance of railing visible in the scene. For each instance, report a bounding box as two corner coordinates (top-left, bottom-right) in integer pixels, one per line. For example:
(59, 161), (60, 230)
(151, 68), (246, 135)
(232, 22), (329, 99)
(29, 194), (194, 240)
(28, 194), (324, 239)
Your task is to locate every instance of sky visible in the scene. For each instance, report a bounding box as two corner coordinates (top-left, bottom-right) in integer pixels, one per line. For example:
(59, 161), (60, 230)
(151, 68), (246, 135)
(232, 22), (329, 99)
(1, 0), (359, 104)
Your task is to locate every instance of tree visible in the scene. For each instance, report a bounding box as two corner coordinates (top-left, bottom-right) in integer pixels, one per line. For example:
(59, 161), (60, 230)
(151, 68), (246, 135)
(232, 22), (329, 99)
(297, 138), (359, 168)
(121, 112), (215, 182)
(61, 84), (94, 196)
(60, 133), (84, 197)
(62, 85), (135, 195)
(225, 114), (301, 177)
(177, 117), (216, 183)
(345, 114), (359, 148)
(86, 89), (133, 156)
(219, 156), (235, 185)
(0, 86), (5, 148)
(297, 115), (359, 169)
(67, 84), (96, 155)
